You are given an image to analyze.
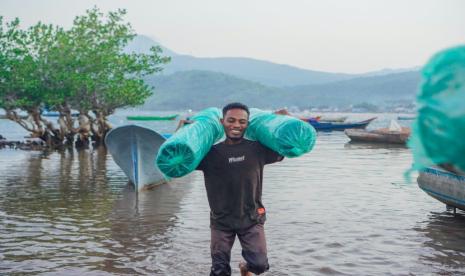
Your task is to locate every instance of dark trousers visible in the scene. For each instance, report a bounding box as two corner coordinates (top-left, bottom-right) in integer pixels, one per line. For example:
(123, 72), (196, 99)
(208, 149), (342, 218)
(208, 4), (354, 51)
(210, 223), (269, 276)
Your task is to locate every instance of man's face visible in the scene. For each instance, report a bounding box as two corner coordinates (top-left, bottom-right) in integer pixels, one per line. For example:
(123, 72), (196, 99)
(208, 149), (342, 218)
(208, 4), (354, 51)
(221, 108), (249, 141)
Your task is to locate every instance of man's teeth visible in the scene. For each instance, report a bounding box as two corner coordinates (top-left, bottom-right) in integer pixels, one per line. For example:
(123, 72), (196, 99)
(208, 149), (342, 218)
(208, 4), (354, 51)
(231, 130), (241, 134)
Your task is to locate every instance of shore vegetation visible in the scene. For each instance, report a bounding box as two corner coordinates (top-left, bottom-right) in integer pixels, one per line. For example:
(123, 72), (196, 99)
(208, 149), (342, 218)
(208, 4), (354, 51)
(0, 7), (170, 148)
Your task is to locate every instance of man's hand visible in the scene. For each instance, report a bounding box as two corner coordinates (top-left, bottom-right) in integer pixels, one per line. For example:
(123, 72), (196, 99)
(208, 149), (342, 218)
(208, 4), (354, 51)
(274, 108), (290, 115)
(175, 119), (194, 131)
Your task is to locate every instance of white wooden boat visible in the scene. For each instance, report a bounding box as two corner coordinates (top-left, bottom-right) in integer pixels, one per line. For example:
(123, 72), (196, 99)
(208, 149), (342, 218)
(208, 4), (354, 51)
(417, 167), (465, 212)
(105, 125), (169, 191)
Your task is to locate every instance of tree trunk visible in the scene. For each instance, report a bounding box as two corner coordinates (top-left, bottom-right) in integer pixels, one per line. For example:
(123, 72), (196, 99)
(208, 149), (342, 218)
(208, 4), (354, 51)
(91, 110), (112, 146)
(5, 109), (44, 140)
(76, 113), (91, 148)
(37, 107), (68, 149)
(57, 104), (80, 146)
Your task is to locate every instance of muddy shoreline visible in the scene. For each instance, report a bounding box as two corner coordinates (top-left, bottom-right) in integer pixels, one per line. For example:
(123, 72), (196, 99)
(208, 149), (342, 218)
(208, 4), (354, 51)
(0, 137), (47, 150)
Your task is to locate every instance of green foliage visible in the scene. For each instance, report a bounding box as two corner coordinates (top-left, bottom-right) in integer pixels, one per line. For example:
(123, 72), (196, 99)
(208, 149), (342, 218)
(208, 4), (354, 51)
(0, 10), (148, 112)
(0, 7), (170, 146)
(0, 17), (68, 111)
(0, 16), (32, 110)
(53, 7), (170, 114)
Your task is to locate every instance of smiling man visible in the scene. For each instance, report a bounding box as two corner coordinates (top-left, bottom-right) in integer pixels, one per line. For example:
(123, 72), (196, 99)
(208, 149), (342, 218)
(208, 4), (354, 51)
(195, 102), (284, 276)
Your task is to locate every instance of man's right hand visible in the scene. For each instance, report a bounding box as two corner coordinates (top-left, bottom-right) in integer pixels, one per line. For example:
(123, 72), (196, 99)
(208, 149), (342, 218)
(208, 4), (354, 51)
(176, 119), (194, 131)
(274, 108), (290, 115)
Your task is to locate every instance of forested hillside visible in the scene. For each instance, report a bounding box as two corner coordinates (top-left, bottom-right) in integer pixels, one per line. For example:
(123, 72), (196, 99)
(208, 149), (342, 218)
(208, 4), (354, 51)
(143, 70), (420, 110)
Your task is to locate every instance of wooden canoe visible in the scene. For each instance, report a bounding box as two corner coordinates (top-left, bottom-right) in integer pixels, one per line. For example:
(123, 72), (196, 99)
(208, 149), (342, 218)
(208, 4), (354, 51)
(344, 127), (410, 144)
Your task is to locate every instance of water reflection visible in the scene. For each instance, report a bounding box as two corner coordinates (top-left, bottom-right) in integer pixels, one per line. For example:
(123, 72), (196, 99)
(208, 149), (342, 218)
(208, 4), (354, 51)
(1, 114), (465, 274)
(2, 148), (113, 216)
(102, 177), (193, 274)
(0, 148), (192, 275)
(344, 141), (408, 150)
(0, 148), (117, 274)
(415, 212), (465, 274)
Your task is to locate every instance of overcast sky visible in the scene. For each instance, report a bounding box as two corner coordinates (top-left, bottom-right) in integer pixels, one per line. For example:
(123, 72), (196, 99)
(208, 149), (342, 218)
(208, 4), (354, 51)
(2, 0), (464, 73)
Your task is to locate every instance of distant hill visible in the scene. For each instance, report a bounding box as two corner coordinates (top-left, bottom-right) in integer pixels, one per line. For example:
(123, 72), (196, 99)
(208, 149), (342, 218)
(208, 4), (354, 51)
(126, 35), (422, 110)
(127, 35), (361, 87)
(285, 71), (422, 106)
(125, 35), (178, 57)
(163, 55), (357, 87)
(143, 70), (283, 110)
(128, 35), (419, 87)
(359, 67), (421, 77)
(143, 70), (421, 110)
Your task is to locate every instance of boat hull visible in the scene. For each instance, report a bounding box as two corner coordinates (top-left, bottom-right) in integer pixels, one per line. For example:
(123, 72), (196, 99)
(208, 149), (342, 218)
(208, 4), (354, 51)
(105, 125), (168, 191)
(417, 167), (465, 211)
(397, 116), (415, 120)
(308, 117), (376, 131)
(344, 129), (409, 144)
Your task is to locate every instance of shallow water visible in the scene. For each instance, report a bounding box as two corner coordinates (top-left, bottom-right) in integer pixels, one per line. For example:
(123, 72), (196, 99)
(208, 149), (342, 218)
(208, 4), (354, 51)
(1, 113), (465, 275)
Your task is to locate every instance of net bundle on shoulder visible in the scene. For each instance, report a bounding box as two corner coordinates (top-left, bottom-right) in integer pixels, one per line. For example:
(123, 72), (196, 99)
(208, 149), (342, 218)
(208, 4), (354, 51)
(156, 108), (317, 178)
(408, 46), (465, 172)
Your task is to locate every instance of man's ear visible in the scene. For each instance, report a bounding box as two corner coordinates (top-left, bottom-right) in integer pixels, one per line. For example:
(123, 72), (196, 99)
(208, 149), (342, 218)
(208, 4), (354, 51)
(220, 118), (224, 124)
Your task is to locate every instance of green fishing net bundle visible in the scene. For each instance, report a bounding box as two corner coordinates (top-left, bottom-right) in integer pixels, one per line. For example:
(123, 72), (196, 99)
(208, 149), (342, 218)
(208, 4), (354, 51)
(157, 107), (317, 178)
(246, 108), (317, 157)
(156, 108), (224, 178)
(408, 45), (465, 172)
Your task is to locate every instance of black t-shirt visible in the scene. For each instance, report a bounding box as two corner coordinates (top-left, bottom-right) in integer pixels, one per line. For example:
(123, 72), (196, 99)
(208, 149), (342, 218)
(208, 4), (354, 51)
(197, 139), (283, 231)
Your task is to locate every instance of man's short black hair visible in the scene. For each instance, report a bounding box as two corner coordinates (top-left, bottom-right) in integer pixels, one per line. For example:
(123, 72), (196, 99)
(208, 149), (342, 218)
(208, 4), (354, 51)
(222, 102), (250, 117)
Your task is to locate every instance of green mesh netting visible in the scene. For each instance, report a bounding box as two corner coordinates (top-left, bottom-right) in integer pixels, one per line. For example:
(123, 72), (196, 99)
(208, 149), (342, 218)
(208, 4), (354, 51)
(246, 108), (317, 157)
(408, 45), (465, 172)
(157, 107), (318, 178)
(156, 108), (223, 178)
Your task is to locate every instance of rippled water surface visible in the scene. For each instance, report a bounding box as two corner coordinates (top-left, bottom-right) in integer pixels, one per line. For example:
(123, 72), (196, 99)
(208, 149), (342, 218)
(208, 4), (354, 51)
(1, 113), (465, 275)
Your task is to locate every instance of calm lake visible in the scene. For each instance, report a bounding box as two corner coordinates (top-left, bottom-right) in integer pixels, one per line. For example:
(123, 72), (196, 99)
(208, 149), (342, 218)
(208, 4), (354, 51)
(1, 112), (465, 275)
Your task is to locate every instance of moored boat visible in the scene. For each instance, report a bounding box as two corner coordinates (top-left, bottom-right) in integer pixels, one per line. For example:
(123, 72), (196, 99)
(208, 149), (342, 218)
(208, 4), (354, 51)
(417, 167), (465, 211)
(397, 115), (416, 120)
(126, 114), (178, 121)
(105, 125), (169, 191)
(305, 117), (376, 131)
(319, 115), (347, 122)
(344, 127), (410, 144)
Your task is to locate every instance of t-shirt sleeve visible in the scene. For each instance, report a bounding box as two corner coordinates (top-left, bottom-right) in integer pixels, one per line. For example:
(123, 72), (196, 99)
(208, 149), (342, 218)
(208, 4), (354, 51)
(260, 143), (284, 164)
